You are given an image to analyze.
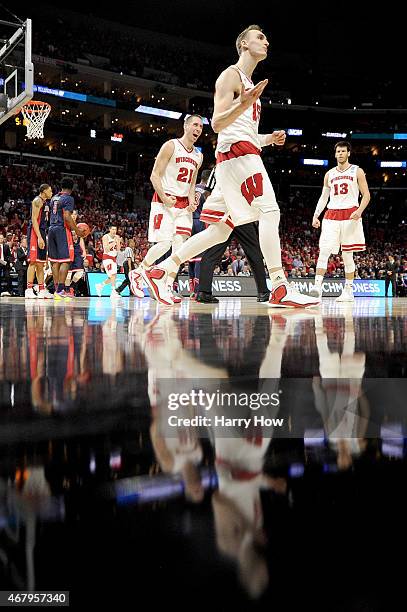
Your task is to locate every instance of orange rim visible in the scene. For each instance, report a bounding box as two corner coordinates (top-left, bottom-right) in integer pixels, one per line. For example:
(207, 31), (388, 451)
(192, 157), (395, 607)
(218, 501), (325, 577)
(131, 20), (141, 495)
(21, 101), (51, 114)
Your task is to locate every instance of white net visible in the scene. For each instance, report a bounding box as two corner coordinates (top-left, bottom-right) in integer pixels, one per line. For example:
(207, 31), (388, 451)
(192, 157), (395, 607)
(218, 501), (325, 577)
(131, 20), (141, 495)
(21, 101), (51, 139)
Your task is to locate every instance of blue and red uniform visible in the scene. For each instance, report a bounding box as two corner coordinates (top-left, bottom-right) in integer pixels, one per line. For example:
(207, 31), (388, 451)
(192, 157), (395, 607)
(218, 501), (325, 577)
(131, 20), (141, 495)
(27, 197), (48, 263)
(70, 236), (84, 272)
(188, 181), (209, 294)
(47, 192), (75, 263)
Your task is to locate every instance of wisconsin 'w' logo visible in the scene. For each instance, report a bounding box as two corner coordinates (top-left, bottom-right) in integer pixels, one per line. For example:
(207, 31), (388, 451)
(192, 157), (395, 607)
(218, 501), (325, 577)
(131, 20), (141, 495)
(241, 173), (263, 205)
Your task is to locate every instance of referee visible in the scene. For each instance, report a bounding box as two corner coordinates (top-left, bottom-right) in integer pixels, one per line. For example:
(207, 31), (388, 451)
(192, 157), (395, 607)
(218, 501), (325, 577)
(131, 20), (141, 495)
(116, 239), (135, 295)
(196, 168), (270, 303)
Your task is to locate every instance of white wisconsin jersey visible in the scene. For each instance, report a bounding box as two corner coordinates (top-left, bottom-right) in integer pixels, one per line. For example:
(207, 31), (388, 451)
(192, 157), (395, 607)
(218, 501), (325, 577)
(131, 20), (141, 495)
(216, 66), (262, 153)
(104, 235), (119, 257)
(327, 164), (360, 210)
(161, 139), (202, 197)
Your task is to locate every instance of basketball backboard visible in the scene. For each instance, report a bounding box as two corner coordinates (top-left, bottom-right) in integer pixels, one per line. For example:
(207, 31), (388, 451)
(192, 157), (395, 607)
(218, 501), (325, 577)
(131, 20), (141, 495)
(0, 16), (33, 126)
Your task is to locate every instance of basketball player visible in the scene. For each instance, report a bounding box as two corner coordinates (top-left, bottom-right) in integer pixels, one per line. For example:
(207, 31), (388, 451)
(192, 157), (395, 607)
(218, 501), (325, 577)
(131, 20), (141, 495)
(26, 183), (53, 299)
(95, 225), (122, 298)
(311, 141), (371, 302)
(47, 178), (86, 301)
(138, 25), (318, 307)
(129, 115), (203, 301)
(312, 310), (368, 469)
(65, 211), (86, 297)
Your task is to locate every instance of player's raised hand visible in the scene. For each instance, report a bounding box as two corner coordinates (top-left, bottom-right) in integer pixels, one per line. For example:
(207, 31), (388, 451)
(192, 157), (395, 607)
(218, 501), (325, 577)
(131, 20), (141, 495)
(270, 130), (286, 146)
(163, 195), (177, 208)
(76, 228), (86, 238)
(240, 79), (268, 107)
(312, 216), (320, 228)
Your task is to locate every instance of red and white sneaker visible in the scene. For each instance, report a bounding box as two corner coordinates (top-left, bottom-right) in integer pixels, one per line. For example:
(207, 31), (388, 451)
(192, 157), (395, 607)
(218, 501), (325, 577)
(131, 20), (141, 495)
(170, 290), (182, 304)
(129, 269), (145, 298)
(141, 267), (174, 305)
(266, 283), (320, 308)
(168, 284), (182, 303)
(38, 288), (54, 299)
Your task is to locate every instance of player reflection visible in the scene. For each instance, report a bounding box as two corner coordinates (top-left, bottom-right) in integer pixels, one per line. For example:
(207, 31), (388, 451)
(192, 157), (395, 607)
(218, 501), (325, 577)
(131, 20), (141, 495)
(147, 310), (291, 598)
(0, 464), (62, 590)
(209, 313), (290, 598)
(102, 306), (124, 376)
(313, 306), (369, 469)
(143, 308), (229, 502)
(25, 302), (90, 412)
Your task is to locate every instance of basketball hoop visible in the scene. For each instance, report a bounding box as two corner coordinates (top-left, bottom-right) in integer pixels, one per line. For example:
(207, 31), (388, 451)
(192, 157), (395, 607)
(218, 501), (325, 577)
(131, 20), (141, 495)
(20, 100), (51, 139)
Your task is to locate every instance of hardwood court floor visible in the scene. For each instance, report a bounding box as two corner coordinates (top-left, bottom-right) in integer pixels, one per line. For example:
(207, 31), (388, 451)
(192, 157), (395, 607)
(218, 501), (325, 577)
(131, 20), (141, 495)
(0, 296), (406, 609)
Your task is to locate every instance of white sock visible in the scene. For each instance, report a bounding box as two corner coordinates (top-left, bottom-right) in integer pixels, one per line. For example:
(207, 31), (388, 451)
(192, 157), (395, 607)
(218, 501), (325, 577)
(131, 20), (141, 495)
(161, 223), (232, 275)
(258, 210), (283, 269)
(345, 278), (353, 287)
(143, 240), (172, 267)
(315, 275), (323, 287)
(269, 269), (286, 287)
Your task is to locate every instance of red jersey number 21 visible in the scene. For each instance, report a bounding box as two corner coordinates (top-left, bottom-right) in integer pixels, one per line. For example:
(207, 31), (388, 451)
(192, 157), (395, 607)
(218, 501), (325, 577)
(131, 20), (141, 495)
(177, 167), (194, 183)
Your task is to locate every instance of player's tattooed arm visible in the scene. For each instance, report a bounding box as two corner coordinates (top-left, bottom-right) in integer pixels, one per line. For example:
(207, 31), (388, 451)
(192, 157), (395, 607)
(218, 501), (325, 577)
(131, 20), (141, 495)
(31, 197), (45, 248)
(64, 209), (86, 237)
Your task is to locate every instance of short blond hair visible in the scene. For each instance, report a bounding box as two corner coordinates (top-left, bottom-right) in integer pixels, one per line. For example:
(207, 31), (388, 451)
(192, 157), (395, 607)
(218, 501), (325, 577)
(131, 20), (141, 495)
(236, 24), (263, 56)
(184, 114), (203, 129)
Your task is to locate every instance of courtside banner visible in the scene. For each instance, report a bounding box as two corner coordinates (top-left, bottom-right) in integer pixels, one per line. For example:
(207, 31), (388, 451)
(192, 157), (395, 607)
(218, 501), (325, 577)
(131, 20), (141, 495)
(87, 272), (131, 296)
(88, 274), (391, 298)
(268, 278), (392, 298)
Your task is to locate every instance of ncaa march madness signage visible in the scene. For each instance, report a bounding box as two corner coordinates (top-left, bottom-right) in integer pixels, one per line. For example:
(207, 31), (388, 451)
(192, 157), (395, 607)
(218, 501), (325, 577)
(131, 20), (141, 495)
(87, 273), (391, 298)
(179, 277), (392, 297)
(283, 279), (392, 297)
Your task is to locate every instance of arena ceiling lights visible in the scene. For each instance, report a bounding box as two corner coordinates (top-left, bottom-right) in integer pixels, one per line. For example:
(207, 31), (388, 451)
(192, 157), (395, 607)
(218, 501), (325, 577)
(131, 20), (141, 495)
(322, 132), (347, 138)
(135, 105), (182, 119)
(302, 158), (328, 166)
(379, 161), (406, 168)
(352, 133), (407, 140)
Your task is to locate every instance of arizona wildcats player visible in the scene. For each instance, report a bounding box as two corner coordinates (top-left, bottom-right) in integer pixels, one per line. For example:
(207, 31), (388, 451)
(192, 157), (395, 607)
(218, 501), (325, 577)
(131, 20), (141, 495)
(139, 25), (318, 307)
(47, 177), (85, 301)
(129, 115), (203, 301)
(312, 141), (371, 302)
(26, 183), (53, 299)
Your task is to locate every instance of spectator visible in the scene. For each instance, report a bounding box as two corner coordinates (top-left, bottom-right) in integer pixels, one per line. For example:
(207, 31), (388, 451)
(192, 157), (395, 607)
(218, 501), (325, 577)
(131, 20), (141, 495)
(385, 255), (398, 297)
(0, 234), (14, 296)
(15, 236), (28, 297)
(231, 254), (244, 276)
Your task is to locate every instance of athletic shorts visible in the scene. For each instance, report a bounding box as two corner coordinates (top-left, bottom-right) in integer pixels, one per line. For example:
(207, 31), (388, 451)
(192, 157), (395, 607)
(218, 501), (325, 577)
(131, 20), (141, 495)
(148, 193), (192, 242)
(103, 256), (117, 278)
(319, 207), (366, 254)
(47, 225), (74, 263)
(27, 224), (47, 263)
(201, 141), (279, 228)
(70, 255), (84, 272)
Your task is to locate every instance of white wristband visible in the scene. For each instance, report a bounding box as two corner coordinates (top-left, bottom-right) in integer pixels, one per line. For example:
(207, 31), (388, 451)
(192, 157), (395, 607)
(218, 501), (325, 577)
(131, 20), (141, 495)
(258, 134), (269, 148)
